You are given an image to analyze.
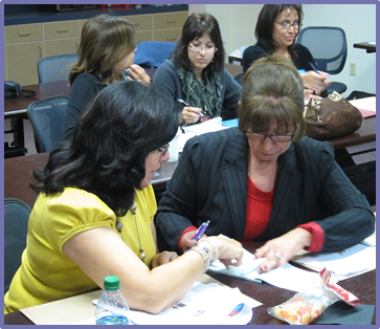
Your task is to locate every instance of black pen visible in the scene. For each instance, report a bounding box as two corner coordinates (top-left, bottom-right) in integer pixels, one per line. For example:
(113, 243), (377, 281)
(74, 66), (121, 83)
(309, 62), (320, 74)
(177, 98), (204, 117)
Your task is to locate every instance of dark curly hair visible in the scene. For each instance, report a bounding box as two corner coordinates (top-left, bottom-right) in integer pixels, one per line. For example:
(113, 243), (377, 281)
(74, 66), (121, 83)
(172, 12), (225, 73)
(31, 81), (180, 216)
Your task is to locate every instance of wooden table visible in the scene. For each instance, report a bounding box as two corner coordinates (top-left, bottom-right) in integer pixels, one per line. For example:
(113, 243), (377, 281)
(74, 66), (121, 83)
(353, 42), (376, 53)
(4, 241), (376, 325)
(4, 115), (376, 208)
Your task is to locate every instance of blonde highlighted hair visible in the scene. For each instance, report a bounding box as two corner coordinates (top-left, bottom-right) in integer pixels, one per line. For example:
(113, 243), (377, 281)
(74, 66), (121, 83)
(239, 53), (305, 140)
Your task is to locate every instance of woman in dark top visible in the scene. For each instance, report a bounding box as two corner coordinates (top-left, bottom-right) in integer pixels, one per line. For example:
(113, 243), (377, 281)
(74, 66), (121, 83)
(62, 14), (151, 140)
(153, 12), (241, 125)
(243, 4), (330, 99)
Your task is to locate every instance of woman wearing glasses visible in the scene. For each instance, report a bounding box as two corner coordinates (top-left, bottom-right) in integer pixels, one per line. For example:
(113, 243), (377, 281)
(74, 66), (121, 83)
(156, 54), (374, 274)
(243, 4), (330, 99)
(153, 12), (241, 125)
(4, 81), (243, 314)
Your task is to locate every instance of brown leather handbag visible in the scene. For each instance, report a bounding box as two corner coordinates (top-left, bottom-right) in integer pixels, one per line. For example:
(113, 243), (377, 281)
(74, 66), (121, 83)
(304, 91), (364, 140)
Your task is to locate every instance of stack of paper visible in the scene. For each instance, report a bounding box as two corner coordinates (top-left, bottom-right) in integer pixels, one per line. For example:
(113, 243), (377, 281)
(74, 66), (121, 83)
(295, 243), (376, 281)
(209, 248), (321, 292)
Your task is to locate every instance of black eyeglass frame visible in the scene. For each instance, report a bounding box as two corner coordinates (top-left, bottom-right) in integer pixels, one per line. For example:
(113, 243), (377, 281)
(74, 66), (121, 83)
(244, 131), (294, 142)
(274, 21), (302, 30)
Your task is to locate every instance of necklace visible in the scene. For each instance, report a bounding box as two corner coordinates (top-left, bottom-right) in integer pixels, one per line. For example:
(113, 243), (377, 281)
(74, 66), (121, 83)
(115, 204), (146, 263)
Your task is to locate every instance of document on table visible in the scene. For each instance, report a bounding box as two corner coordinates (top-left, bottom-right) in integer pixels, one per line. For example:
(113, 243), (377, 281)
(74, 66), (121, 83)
(209, 248), (321, 292)
(349, 96), (376, 117)
(86, 282), (261, 325)
(294, 243), (376, 281)
(179, 116), (229, 151)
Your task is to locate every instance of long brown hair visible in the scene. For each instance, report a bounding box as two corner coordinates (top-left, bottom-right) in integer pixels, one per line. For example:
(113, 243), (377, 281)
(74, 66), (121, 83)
(69, 14), (136, 85)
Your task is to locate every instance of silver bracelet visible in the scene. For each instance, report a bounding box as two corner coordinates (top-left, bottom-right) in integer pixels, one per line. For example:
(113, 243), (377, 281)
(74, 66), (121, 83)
(198, 238), (219, 263)
(190, 246), (210, 272)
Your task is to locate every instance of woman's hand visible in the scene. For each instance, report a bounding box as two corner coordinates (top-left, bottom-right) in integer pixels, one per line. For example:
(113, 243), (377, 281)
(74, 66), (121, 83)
(254, 228), (312, 273)
(211, 236), (244, 268)
(180, 230), (203, 252)
(181, 106), (202, 125)
(151, 251), (179, 268)
(127, 64), (151, 86)
(300, 70), (331, 93)
(304, 88), (322, 101)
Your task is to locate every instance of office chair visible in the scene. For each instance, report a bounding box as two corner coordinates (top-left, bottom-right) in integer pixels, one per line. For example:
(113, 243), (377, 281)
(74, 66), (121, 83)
(296, 26), (347, 94)
(27, 95), (68, 153)
(133, 41), (176, 68)
(234, 72), (244, 85)
(37, 53), (78, 84)
(4, 198), (32, 294)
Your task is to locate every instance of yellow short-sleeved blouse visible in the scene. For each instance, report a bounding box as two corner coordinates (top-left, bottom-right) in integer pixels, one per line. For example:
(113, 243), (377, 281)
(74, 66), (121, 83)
(4, 186), (157, 314)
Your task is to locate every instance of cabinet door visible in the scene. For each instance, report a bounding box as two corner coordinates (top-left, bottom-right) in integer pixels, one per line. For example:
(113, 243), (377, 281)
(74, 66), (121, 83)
(136, 31), (153, 43)
(44, 38), (80, 57)
(122, 14), (152, 32)
(153, 12), (188, 30)
(5, 42), (43, 86)
(4, 23), (43, 44)
(153, 28), (182, 42)
(44, 21), (81, 40)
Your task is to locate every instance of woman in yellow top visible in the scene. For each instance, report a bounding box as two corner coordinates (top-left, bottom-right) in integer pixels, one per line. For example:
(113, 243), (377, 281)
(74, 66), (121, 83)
(4, 81), (243, 315)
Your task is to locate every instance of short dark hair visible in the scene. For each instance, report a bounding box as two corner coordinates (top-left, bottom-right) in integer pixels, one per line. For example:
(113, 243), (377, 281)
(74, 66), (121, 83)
(172, 12), (225, 73)
(31, 81), (180, 216)
(69, 14), (136, 85)
(239, 53), (305, 141)
(255, 5), (303, 58)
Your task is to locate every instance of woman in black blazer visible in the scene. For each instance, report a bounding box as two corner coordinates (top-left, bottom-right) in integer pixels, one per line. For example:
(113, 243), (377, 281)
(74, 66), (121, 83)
(155, 54), (375, 274)
(242, 4), (330, 99)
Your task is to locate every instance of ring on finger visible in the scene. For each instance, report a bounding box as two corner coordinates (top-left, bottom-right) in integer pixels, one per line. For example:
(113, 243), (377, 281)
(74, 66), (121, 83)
(274, 252), (282, 260)
(137, 79), (142, 82)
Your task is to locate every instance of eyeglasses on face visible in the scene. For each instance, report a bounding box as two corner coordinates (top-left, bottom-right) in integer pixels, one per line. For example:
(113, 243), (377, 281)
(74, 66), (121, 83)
(156, 144), (169, 156)
(244, 131), (294, 142)
(274, 21), (302, 30)
(188, 43), (218, 53)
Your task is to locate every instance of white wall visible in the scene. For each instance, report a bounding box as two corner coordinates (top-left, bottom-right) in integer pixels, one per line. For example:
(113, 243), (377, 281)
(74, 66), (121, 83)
(188, 4), (376, 96)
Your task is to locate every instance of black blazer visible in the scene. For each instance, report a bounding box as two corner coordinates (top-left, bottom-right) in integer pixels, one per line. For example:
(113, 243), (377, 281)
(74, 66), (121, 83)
(156, 128), (374, 253)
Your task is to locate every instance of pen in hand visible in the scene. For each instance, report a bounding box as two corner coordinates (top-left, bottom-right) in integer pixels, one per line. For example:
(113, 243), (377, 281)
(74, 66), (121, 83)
(177, 98), (204, 117)
(185, 220), (210, 252)
(193, 220), (210, 241)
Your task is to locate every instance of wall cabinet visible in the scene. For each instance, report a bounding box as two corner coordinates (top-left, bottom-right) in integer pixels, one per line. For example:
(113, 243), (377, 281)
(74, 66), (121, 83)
(4, 10), (187, 86)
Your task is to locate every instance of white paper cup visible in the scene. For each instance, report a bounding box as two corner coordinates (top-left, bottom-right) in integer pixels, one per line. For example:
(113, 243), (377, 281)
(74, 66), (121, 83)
(168, 131), (180, 162)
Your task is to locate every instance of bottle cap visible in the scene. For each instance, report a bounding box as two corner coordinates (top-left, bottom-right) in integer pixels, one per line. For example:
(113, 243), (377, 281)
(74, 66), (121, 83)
(103, 276), (120, 291)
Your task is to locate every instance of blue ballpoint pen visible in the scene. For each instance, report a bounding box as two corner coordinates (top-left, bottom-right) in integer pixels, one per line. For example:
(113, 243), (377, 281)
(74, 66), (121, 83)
(309, 62), (319, 74)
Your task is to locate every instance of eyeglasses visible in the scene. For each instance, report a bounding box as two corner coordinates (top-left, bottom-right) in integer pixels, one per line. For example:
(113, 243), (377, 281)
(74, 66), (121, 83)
(156, 145), (169, 156)
(274, 21), (302, 30)
(188, 43), (218, 53)
(244, 131), (294, 142)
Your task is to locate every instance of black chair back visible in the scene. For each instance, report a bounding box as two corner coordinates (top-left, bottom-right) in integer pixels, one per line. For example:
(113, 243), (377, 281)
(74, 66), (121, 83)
(296, 26), (347, 94)
(27, 95), (69, 153)
(4, 198), (32, 294)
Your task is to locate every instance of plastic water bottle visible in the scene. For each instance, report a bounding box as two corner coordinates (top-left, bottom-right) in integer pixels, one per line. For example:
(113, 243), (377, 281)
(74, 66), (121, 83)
(95, 276), (132, 325)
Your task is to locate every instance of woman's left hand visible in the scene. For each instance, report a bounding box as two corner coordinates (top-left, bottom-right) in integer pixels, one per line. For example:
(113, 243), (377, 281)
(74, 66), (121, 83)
(127, 64), (151, 86)
(254, 228), (312, 273)
(151, 251), (179, 268)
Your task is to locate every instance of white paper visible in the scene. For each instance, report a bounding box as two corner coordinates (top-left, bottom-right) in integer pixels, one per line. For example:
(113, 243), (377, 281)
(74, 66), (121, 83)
(179, 116), (229, 151)
(349, 96), (376, 112)
(89, 282), (260, 325)
(209, 248), (321, 292)
(296, 243), (376, 280)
